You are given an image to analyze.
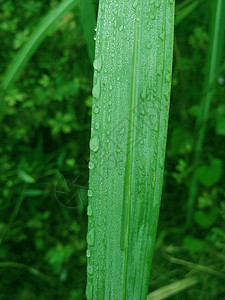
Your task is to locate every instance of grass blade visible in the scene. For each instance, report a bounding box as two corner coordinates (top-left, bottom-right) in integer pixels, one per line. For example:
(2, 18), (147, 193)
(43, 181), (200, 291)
(87, 0), (174, 299)
(176, 0), (198, 12)
(186, 0), (225, 227)
(0, 261), (55, 284)
(0, 185), (26, 244)
(0, 0), (78, 102)
(147, 276), (198, 300)
(80, 0), (96, 62)
(175, 0), (202, 27)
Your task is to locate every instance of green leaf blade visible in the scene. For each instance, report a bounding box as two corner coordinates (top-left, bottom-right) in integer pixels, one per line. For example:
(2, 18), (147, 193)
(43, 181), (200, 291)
(80, 0), (96, 63)
(87, 1), (174, 299)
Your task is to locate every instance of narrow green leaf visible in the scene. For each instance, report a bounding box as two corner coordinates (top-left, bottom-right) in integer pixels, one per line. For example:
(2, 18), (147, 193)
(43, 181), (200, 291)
(0, 185), (26, 244)
(87, 0), (174, 299)
(80, 0), (96, 62)
(175, 0), (201, 27)
(24, 189), (45, 196)
(0, 0), (78, 102)
(147, 276), (198, 300)
(18, 170), (36, 184)
(176, 0), (199, 12)
(0, 261), (54, 283)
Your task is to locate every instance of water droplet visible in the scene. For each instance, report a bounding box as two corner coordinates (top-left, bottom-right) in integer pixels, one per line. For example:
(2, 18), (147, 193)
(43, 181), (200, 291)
(87, 229), (95, 246)
(87, 205), (93, 216)
(165, 73), (171, 83)
(93, 56), (102, 72)
(92, 80), (100, 100)
(95, 121), (99, 130)
(133, 0), (138, 8)
(101, 3), (105, 11)
(86, 249), (91, 257)
(109, 85), (113, 90)
(93, 106), (99, 114)
(89, 161), (94, 170)
(86, 282), (93, 300)
(90, 135), (99, 152)
(164, 90), (171, 101)
(87, 265), (94, 275)
(94, 26), (97, 32)
(88, 189), (93, 197)
(159, 159), (164, 169)
(116, 148), (121, 153)
(119, 25), (123, 31)
(159, 33), (165, 40)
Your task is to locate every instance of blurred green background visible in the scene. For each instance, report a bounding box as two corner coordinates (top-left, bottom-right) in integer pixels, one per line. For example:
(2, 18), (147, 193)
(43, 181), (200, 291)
(0, 0), (225, 299)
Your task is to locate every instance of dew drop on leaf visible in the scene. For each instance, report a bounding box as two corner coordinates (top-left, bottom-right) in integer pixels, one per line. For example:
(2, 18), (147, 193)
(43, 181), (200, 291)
(93, 106), (100, 114)
(93, 56), (102, 72)
(87, 229), (95, 245)
(90, 135), (100, 152)
(89, 161), (94, 170)
(92, 80), (101, 100)
(88, 189), (93, 197)
(87, 265), (94, 275)
(87, 205), (93, 216)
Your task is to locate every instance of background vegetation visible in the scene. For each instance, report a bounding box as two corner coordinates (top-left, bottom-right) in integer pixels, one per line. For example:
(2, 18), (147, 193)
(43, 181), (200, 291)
(0, 0), (224, 299)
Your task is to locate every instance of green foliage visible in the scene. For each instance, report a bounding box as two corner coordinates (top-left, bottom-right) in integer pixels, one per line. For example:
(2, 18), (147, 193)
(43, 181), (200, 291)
(216, 117), (225, 136)
(194, 208), (219, 228)
(0, 0), (78, 102)
(183, 235), (205, 252)
(196, 158), (223, 187)
(187, 0), (225, 226)
(0, 0), (225, 299)
(0, 0), (91, 299)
